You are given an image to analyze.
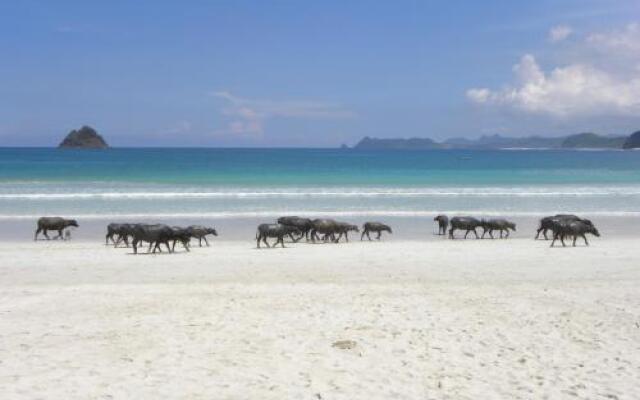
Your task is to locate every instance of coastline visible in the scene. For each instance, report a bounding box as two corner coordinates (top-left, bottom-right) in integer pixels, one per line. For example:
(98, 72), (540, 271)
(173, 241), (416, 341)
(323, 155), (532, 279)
(1, 214), (637, 242)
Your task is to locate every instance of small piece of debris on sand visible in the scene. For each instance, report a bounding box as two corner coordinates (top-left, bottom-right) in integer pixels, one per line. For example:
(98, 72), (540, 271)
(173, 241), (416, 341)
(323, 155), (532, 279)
(332, 340), (357, 350)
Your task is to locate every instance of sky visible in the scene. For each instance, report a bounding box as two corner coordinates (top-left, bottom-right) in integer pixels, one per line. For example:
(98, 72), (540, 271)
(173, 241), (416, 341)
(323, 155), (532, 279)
(0, 0), (639, 147)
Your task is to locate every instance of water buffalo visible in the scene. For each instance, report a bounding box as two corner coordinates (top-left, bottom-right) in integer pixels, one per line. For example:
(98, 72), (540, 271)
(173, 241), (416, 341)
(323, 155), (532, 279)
(480, 219), (516, 239)
(334, 222), (359, 243)
(186, 225), (218, 247)
(256, 223), (301, 248)
(310, 218), (339, 243)
(361, 222), (392, 241)
(434, 215), (449, 235)
(34, 217), (79, 240)
(535, 214), (594, 240)
(277, 216), (314, 242)
(131, 224), (174, 254)
(105, 223), (135, 247)
(550, 220), (600, 247)
(170, 226), (192, 252)
(448, 216), (482, 239)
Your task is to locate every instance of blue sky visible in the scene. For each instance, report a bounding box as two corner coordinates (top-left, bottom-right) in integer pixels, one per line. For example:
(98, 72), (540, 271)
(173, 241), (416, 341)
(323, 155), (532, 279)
(1, 0), (639, 147)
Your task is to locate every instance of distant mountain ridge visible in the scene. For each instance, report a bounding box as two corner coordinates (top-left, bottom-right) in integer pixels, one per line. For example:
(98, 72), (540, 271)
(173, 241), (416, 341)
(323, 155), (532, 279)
(352, 132), (631, 150)
(623, 131), (640, 149)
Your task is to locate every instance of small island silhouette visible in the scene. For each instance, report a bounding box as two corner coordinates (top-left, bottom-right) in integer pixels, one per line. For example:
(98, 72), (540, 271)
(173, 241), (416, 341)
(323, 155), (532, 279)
(58, 126), (109, 149)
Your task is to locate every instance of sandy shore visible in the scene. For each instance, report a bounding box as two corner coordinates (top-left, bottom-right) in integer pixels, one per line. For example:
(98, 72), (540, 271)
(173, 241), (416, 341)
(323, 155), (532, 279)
(1, 238), (639, 399)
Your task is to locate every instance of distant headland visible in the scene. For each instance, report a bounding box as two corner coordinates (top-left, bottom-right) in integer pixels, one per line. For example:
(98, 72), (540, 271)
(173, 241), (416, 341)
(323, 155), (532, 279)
(350, 131), (639, 150)
(58, 126), (109, 149)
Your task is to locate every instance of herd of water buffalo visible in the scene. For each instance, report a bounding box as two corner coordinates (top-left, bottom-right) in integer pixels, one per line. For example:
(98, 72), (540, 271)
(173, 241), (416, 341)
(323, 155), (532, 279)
(433, 214), (600, 246)
(33, 212), (600, 254)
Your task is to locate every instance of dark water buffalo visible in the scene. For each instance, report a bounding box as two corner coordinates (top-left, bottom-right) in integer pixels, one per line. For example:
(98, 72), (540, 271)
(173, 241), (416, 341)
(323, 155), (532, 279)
(310, 219), (339, 243)
(170, 226), (192, 252)
(277, 216), (314, 242)
(186, 225), (218, 247)
(481, 219), (516, 239)
(34, 217), (79, 240)
(334, 222), (359, 243)
(434, 215), (449, 235)
(448, 216), (482, 239)
(535, 214), (593, 240)
(361, 222), (392, 241)
(550, 220), (600, 247)
(131, 224), (174, 254)
(256, 223), (301, 248)
(105, 223), (135, 247)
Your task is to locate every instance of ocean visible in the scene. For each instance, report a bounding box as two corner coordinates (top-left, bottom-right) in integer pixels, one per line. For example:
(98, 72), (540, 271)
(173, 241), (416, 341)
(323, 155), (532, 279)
(1, 148), (639, 222)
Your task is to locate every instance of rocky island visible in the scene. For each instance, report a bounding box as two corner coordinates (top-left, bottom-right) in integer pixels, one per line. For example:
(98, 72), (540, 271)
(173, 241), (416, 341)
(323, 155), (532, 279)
(623, 131), (640, 149)
(58, 126), (109, 149)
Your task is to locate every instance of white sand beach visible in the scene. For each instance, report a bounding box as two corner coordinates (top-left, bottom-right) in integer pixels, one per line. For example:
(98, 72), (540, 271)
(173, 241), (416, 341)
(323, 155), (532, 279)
(1, 237), (639, 399)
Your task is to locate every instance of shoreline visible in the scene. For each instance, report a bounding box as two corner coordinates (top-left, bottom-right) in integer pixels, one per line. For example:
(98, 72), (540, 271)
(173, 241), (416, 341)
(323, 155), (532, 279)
(2, 214), (637, 243)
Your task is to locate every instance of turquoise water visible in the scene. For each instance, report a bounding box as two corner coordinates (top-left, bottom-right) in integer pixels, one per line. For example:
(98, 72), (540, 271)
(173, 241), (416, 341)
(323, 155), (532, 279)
(1, 148), (639, 218)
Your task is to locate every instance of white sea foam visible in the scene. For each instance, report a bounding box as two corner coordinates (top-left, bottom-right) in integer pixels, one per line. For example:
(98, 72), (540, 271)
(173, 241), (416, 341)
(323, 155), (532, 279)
(1, 186), (640, 200)
(1, 210), (639, 220)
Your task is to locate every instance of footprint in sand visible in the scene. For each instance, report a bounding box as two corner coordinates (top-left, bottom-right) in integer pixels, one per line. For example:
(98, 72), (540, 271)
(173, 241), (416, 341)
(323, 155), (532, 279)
(332, 340), (357, 350)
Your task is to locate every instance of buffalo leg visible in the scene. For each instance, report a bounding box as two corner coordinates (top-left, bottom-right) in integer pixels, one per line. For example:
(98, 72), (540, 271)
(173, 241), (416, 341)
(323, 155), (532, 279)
(34, 228), (42, 240)
(263, 236), (270, 248)
(256, 235), (261, 248)
(203, 236), (209, 246)
(582, 234), (589, 246)
(43, 230), (51, 240)
(376, 231), (381, 240)
(360, 230), (366, 241)
(464, 229), (470, 239)
(132, 240), (138, 254)
(449, 228), (454, 239)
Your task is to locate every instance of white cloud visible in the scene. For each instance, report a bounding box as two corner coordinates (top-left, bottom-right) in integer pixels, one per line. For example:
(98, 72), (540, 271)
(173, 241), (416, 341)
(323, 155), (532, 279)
(549, 25), (572, 42)
(212, 91), (355, 135)
(467, 23), (640, 118)
(587, 23), (640, 54)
